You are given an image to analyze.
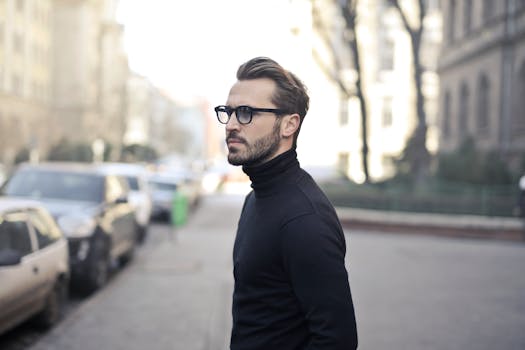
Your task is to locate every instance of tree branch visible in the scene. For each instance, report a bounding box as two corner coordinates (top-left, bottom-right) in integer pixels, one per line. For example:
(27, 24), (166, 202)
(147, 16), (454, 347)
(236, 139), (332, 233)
(312, 0), (352, 98)
(389, 0), (413, 34)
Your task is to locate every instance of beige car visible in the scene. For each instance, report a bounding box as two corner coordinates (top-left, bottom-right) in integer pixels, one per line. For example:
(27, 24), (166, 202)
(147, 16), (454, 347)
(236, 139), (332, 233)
(0, 198), (69, 335)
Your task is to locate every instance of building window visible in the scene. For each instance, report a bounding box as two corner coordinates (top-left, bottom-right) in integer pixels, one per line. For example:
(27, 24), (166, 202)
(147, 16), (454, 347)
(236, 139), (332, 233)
(339, 96), (349, 126)
(425, 97), (438, 127)
(482, 0), (494, 23)
(477, 74), (490, 133)
(420, 31), (439, 71)
(422, 0), (439, 13)
(380, 36), (394, 71)
(338, 152), (349, 176)
(16, 0), (24, 12)
(443, 91), (451, 139)
(13, 33), (24, 54)
(459, 82), (470, 139)
(12, 74), (22, 95)
(463, 0), (472, 35)
(448, 0), (456, 44)
(382, 97), (393, 127)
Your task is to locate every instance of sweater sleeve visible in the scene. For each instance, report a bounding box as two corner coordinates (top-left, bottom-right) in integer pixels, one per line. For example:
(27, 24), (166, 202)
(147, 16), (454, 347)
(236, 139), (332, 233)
(281, 213), (358, 350)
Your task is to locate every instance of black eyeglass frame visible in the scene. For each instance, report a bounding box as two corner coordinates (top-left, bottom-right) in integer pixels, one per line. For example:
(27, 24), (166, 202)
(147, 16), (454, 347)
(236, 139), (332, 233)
(214, 105), (289, 125)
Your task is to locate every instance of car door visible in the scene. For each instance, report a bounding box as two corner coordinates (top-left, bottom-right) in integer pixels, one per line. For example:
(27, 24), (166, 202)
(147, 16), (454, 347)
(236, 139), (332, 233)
(104, 176), (135, 258)
(26, 208), (68, 296)
(0, 210), (44, 331)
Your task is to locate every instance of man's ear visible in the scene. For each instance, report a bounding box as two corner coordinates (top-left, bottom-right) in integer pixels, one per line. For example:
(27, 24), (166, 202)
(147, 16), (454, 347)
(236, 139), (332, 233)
(282, 114), (300, 138)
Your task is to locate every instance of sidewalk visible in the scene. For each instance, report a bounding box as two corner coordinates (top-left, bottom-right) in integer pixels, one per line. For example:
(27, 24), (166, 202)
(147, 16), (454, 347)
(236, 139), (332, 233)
(30, 195), (239, 350)
(336, 207), (525, 241)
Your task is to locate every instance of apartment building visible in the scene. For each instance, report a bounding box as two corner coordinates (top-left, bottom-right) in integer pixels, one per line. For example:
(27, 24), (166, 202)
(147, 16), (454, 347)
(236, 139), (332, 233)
(438, 0), (525, 169)
(306, 0), (442, 182)
(0, 0), (53, 164)
(52, 0), (128, 157)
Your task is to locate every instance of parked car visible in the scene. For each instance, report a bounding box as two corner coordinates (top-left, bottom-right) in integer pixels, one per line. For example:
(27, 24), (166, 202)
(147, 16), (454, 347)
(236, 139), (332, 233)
(1, 162), (138, 293)
(0, 198), (69, 335)
(147, 174), (179, 221)
(96, 162), (152, 243)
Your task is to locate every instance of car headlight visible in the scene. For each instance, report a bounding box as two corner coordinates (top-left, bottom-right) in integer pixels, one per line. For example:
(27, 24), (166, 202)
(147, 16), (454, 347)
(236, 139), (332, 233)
(57, 214), (97, 238)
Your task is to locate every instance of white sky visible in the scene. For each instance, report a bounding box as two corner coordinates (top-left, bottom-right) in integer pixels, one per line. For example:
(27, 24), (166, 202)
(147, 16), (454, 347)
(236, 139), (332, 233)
(117, 0), (298, 104)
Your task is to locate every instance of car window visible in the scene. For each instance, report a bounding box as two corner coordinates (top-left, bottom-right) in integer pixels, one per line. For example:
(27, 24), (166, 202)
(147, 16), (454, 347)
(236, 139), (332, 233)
(149, 181), (177, 191)
(125, 176), (139, 191)
(0, 212), (33, 256)
(27, 208), (62, 249)
(105, 176), (127, 203)
(3, 169), (104, 202)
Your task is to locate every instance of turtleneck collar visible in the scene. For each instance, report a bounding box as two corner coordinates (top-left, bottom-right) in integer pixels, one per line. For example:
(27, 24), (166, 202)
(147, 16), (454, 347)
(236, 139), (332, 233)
(242, 149), (300, 196)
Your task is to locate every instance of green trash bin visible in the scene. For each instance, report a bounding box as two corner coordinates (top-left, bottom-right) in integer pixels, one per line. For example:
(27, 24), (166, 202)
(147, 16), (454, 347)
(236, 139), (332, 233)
(171, 190), (188, 227)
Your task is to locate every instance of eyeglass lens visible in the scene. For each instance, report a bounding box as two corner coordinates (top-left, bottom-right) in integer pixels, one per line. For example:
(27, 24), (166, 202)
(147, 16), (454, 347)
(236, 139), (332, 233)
(217, 106), (252, 124)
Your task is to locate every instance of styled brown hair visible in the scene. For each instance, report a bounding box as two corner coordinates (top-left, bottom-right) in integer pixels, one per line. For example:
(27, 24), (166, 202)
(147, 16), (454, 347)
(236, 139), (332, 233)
(236, 57), (310, 147)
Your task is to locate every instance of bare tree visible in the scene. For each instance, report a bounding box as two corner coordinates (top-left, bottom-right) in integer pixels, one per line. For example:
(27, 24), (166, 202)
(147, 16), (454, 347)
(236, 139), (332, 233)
(388, 0), (430, 182)
(313, 0), (370, 182)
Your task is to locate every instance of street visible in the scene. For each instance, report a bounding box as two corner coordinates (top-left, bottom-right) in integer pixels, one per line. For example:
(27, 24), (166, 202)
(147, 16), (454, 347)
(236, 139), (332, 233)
(3, 191), (525, 350)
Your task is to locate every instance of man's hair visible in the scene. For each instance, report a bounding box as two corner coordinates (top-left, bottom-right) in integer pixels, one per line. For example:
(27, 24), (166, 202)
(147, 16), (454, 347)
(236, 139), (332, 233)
(236, 57), (310, 146)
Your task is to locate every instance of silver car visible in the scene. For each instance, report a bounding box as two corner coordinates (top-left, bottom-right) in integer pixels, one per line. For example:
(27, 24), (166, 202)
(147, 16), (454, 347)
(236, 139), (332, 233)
(2, 162), (138, 294)
(0, 198), (69, 335)
(96, 162), (153, 243)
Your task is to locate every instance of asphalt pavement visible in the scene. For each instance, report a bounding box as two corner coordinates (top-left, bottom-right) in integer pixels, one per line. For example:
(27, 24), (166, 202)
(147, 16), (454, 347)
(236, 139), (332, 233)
(28, 190), (525, 350)
(30, 194), (240, 350)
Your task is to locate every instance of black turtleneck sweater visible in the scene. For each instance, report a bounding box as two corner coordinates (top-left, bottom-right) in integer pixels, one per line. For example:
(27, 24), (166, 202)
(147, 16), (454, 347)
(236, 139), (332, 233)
(230, 149), (358, 350)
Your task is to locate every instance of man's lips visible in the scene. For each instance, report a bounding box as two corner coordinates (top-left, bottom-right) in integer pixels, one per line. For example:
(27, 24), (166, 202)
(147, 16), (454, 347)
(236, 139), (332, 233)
(227, 137), (245, 145)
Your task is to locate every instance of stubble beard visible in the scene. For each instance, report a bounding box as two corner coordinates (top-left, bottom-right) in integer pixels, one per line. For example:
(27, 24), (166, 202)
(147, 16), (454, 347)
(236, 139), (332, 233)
(227, 121), (282, 167)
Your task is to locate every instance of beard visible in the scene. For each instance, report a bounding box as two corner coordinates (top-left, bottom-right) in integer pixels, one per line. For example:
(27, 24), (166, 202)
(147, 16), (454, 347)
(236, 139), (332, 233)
(227, 120), (282, 166)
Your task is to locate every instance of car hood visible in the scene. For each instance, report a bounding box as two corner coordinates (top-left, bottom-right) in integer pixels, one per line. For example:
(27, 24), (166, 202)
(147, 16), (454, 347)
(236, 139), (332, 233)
(31, 198), (100, 219)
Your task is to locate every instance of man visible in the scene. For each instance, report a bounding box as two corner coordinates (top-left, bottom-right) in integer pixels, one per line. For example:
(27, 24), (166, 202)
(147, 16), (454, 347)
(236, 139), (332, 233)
(215, 57), (358, 349)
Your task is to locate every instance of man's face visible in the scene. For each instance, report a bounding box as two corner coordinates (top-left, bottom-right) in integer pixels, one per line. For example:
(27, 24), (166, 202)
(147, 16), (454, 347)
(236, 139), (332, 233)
(224, 78), (283, 166)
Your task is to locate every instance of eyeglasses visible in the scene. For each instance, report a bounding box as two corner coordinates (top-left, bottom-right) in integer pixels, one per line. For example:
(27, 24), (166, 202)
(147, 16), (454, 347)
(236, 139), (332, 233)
(214, 105), (288, 125)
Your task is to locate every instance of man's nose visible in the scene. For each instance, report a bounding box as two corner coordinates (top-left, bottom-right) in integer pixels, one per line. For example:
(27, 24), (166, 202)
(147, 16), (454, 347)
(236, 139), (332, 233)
(225, 113), (240, 131)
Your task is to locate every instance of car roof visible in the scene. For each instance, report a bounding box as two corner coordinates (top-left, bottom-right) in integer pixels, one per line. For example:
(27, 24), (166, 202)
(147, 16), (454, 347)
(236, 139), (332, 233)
(0, 197), (44, 213)
(95, 162), (149, 176)
(14, 162), (111, 176)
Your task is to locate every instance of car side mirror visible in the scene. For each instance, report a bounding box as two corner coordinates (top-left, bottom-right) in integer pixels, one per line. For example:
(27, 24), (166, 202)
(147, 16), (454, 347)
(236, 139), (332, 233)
(0, 249), (22, 266)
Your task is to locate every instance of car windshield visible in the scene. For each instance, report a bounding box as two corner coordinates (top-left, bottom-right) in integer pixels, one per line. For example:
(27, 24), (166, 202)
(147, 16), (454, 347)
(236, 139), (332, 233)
(149, 180), (177, 192)
(3, 169), (104, 202)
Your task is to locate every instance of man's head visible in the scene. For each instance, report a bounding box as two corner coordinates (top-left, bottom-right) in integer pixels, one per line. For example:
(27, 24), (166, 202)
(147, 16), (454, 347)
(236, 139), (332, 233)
(216, 57), (309, 166)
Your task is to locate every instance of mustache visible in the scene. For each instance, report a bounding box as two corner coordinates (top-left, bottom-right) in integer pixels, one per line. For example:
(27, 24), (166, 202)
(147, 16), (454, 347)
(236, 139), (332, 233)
(226, 132), (247, 144)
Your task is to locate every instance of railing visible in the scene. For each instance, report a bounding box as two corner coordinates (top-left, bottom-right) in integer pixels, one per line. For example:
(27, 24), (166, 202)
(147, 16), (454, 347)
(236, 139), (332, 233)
(321, 179), (519, 217)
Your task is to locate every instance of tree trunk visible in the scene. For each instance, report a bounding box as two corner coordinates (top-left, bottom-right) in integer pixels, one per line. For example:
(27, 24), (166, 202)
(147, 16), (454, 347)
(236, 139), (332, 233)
(340, 0), (370, 182)
(349, 33), (370, 183)
(390, 0), (430, 182)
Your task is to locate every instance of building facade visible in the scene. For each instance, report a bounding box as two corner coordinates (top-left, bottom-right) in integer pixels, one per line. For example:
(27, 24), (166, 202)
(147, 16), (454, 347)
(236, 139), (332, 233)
(52, 0), (128, 158)
(0, 0), (53, 164)
(438, 0), (525, 169)
(307, 0), (442, 182)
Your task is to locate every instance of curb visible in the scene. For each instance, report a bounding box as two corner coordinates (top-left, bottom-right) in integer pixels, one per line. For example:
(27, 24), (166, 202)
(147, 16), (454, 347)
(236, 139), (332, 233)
(336, 207), (525, 242)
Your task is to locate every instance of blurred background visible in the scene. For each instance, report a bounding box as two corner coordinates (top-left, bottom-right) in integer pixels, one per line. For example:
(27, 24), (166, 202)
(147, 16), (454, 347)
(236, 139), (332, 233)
(1, 0), (525, 216)
(1, 1), (525, 349)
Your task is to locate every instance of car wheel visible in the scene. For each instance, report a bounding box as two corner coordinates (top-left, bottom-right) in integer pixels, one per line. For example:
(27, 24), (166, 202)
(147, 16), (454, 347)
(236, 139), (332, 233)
(82, 240), (110, 293)
(34, 278), (68, 329)
(119, 239), (136, 266)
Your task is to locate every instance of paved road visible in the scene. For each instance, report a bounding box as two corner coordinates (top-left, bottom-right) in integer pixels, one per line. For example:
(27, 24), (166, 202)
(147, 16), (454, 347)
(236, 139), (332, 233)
(28, 192), (525, 350)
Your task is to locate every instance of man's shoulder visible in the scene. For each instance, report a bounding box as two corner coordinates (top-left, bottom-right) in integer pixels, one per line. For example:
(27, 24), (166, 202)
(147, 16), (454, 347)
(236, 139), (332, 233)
(282, 169), (337, 220)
